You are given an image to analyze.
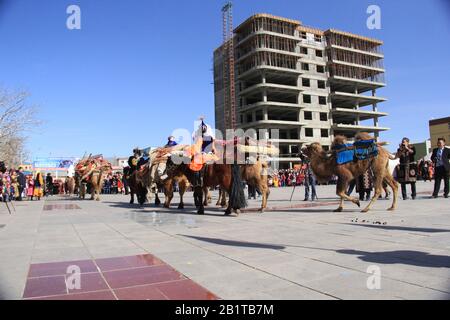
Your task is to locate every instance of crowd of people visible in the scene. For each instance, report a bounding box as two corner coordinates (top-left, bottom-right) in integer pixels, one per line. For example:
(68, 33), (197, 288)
(101, 173), (127, 195)
(0, 167), (49, 202)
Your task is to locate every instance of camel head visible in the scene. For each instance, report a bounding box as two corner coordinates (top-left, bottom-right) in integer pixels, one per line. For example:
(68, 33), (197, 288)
(302, 143), (323, 158)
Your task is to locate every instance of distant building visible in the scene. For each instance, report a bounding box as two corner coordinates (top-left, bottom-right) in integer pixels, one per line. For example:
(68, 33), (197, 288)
(429, 116), (450, 147)
(411, 140), (431, 161)
(214, 14), (388, 168)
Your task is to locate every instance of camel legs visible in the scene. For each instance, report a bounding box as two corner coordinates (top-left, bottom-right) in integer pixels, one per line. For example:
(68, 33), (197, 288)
(361, 178), (383, 213)
(259, 184), (269, 213)
(384, 173), (398, 211)
(362, 170), (399, 213)
(163, 181), (174, 208)
(202, 186), (210, 206)
(178, 179), (187, 210)
(220, 189), (227, 208)
(335, 178), (360, 212)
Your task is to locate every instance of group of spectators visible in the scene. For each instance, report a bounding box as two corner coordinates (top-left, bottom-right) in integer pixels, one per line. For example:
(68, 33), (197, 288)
(0, 168), (54, 202)
(101, 173), (127, 195)
(269, 168), (338, 188)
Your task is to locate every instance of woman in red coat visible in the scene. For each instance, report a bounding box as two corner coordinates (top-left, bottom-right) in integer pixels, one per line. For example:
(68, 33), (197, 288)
(26, 176), (35, 200)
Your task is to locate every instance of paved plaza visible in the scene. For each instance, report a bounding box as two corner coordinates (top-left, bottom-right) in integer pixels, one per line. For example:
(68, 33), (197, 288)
(0, 181), (449, 300)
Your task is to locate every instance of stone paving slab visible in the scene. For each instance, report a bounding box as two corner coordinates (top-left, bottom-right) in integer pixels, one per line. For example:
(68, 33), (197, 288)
(0, 181), (449, 300)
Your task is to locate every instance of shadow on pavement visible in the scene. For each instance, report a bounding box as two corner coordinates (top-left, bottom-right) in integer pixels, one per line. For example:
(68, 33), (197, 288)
(342, 223), (450, 233)
(336, 249), (450, 268)
(104, 201), (234, 218)
(179, 234), (285, 250)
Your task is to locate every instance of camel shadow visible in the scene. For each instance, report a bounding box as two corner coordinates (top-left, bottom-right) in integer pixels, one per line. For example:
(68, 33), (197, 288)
(103, 201), (235, 218)
(337, 249), (450, 268)
(179, 234), (286, 250)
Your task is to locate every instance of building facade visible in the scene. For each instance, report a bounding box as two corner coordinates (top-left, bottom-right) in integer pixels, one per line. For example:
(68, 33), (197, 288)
(429, 116), (450, 147)
(213, 14), (388, 168)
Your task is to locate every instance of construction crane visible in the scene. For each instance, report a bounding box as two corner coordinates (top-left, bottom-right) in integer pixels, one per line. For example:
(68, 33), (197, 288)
(222, 1), (236, 130)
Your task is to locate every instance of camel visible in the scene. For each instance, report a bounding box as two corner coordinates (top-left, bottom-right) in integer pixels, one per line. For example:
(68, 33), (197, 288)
(75, 170), (105, 201)
(144, 141), (272, 215)
(201, 157), (270, 215)
(65, 176), (75, 195)
(124, 167), (148, 205)
(304, 133), (398, 213)
(74, 158), (111, 201)
(134, 148), (191, 209)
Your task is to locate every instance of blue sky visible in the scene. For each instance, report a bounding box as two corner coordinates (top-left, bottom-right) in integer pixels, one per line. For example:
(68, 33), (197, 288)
(1, 0), (449, 159)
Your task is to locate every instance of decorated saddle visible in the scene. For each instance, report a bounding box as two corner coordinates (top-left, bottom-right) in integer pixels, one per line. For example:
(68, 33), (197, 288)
(333, 139), (379, 165)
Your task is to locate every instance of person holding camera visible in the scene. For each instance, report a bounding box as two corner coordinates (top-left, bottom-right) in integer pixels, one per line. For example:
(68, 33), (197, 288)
(393, 137), (417, 200)
(299, 152), (317, 201)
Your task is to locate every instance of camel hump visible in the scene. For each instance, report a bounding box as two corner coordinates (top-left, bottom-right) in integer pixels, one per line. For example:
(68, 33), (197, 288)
(355, 132), (374, 141)
(332, 135), (347, 147)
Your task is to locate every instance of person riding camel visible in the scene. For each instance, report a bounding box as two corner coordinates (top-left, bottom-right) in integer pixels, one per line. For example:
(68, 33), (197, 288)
(128, 148), (141, 175)
(190, 118), (217, 170)
(165, 136), (178, 148)
(188, 118), (218, 191)
(137, 149), (150, 169)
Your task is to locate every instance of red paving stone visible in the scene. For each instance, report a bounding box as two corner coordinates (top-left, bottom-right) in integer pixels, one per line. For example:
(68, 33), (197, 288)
(29, 290), (117, 300)
(67, 273), (109, 294)
(28, 259), (98, 277)
(156, 279), (218, 300)
(114, 284), (168, 300)
(95, 254), (164, 272)
(23, 254), (219, 300)
(23, 276), (67, 298)
(102, 265), (184, 289)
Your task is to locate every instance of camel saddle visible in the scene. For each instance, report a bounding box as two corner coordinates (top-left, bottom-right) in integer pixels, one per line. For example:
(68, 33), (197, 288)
(333, 139), (378, 165)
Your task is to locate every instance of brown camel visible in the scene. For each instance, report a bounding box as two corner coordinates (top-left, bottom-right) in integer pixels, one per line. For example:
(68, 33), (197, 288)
(202, 157), (270, 214)
(65, 176), (75, 195)
(75, 170), (105, 201)
(304, 133), (398, 213)
(135, 161), (190, 209)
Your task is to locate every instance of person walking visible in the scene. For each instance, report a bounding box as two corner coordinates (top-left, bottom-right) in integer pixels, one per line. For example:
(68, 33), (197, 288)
(27, 176), (35, 200)
(356, 170), (373, 201)
(46, 173), (54, 196)
(17, 167), (26, 201)
(431, 138), (450, 198)
(394, 137), (417, 200)
(34, 172), (44, 200)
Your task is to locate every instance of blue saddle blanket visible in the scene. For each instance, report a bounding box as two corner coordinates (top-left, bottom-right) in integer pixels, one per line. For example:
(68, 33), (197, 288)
(333, 140), (378, 165)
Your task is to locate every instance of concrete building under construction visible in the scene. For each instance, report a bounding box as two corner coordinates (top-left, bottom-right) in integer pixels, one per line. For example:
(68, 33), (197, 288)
(213, 13), (388, 168)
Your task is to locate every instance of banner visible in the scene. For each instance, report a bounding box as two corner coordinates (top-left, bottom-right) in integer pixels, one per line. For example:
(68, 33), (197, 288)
(33, 157), (77, 170)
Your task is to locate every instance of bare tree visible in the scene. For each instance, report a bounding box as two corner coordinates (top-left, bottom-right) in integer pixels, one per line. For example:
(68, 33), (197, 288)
(0, 87), (40, 167)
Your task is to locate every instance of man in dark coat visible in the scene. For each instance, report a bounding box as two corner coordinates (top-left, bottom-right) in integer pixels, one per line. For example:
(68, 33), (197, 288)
(46, 173), (54, 196)
(128, 148), (141, 175)
(17, 167), (26, 201)
(431, 138), (450, 198)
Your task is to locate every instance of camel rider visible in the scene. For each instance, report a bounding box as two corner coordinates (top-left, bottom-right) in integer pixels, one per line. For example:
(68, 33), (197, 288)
(137, 150), (150, 169)
(165, 136), (178, 148)
(128, 148), (142, 175)
(192, 119), (217, 156)
(189, 119), (217, 187)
